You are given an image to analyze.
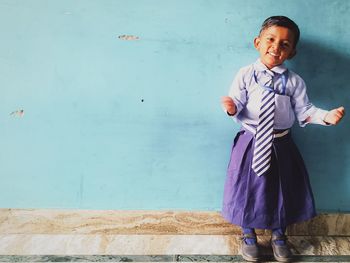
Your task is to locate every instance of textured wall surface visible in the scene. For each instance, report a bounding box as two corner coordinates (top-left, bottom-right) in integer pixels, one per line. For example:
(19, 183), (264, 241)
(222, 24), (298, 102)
(0, 0), (349, 211)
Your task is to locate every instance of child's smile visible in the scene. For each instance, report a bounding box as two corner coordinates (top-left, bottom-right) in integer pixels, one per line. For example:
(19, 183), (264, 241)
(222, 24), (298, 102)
(254, 26), (296, 69)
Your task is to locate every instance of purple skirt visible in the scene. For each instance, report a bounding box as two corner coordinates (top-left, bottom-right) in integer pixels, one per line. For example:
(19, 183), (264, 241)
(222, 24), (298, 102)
(221, 128), (316, 229)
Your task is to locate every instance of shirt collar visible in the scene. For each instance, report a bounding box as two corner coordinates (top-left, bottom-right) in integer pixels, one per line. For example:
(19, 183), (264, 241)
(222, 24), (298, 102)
(254, 59), (287, 75)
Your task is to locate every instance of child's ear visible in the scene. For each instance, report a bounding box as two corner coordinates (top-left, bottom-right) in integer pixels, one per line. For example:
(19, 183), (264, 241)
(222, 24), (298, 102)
(254, 37), (260, 50)
(288, 49), (297, 59)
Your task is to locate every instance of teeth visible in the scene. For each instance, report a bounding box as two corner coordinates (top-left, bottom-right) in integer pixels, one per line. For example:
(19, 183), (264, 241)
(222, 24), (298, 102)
(269, 52), (278, 57)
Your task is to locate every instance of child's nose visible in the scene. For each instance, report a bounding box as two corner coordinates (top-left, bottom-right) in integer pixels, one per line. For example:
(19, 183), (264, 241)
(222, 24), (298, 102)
(271, 43), (281, 52)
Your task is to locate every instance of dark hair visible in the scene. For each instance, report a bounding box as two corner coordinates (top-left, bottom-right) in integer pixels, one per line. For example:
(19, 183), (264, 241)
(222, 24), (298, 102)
(260, 16), (300, 47)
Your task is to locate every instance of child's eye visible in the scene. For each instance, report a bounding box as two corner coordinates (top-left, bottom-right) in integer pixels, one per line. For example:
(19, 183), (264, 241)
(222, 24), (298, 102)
(281, 42), (291, 49)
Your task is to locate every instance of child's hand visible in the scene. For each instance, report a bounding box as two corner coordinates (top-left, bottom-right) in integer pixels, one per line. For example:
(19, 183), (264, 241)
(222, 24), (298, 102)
(324, 106), (345, 125)
(221, 96), (237, 116)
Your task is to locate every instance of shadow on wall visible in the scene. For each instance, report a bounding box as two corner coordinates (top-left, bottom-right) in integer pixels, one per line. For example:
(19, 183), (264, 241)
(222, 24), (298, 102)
(288, 40), (350, 211)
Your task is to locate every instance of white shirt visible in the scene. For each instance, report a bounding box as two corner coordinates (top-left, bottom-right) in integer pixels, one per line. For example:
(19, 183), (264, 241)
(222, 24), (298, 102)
(229, 59), (329, 129)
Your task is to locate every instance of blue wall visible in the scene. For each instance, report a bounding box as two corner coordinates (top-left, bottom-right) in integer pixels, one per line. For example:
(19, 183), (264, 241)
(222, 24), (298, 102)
(0, 0), (349, 211)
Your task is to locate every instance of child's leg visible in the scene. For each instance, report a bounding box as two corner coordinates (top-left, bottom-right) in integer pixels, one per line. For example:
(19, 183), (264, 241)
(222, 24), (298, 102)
(272, 227), (286, 245)
(241, 227), (259, 262)
(242, 227), (257, 244)
(271, 227), (292, 262)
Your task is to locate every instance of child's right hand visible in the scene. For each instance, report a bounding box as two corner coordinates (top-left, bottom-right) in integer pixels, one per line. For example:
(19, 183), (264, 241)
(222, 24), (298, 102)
(221, 96), (237, 116)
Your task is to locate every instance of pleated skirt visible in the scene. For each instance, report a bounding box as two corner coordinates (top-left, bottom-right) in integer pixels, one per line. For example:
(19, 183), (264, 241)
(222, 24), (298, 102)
(221, 128), (316, 229)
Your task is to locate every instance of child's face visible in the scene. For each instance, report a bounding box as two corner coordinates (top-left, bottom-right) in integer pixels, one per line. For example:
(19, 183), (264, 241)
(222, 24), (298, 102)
(254, 26), (296, 69)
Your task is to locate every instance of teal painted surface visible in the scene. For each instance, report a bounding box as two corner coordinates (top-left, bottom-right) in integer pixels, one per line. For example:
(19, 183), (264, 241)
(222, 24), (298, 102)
(0, 0), (349, 211)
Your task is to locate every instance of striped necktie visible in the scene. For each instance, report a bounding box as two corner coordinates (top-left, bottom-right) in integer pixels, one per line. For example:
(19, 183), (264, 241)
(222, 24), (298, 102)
(252, 70), (275, 177)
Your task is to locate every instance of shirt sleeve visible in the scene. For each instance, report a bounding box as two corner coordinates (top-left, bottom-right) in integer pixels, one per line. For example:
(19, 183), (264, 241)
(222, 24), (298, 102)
(291, 76), (330, 127)
(226, 68), (248, 117)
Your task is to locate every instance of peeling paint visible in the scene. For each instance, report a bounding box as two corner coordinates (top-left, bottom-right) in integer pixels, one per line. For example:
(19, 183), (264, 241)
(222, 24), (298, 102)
(118, 35), (140, 41)
(10, 109), (24, 117)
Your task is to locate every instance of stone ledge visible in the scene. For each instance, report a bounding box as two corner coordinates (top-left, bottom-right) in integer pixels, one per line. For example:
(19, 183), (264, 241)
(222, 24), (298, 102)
(0, 235), (349, 255)
(0, 209), (349, 236)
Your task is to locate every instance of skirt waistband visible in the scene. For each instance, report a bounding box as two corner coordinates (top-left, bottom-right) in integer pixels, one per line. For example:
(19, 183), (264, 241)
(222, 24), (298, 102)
(242, 123), (290, 138)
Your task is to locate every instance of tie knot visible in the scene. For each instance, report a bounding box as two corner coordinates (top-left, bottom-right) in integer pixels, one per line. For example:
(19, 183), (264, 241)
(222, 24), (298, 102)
(264, 70), (275, 87)
(265, 69), (275, 78)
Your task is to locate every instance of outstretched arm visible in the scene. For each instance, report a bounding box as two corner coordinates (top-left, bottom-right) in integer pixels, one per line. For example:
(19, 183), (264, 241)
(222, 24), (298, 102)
(324, 106), (345, 125)
(291, 75), (345, 126)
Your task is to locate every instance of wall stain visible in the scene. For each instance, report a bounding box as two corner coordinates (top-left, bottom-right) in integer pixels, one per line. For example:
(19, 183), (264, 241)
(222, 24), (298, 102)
(118, 35), (140, 41)
(10, 109), (24, 117)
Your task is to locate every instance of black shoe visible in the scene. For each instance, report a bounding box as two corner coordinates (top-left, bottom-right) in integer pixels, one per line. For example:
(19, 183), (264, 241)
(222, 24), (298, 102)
(241, 233), (260, 262)
(271, 234), (292, 262)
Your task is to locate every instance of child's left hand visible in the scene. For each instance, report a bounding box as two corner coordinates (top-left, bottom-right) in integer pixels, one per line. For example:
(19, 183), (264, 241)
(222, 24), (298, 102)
(324, 106), (345, 125)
